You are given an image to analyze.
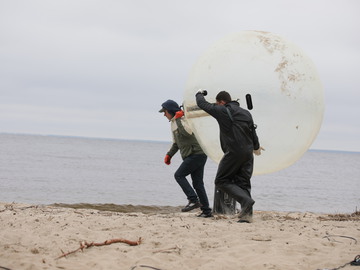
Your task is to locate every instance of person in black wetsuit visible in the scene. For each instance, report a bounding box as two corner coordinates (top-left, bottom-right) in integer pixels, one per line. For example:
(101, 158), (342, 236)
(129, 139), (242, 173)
(196, 90), (262, 222)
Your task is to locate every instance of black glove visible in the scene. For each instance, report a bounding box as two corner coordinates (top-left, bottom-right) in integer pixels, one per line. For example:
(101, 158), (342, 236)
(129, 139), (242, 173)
(196, 89), (207, 96)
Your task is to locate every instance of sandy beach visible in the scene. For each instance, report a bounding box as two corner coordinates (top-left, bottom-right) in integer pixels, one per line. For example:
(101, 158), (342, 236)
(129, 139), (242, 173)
(0, 202), (359, 270)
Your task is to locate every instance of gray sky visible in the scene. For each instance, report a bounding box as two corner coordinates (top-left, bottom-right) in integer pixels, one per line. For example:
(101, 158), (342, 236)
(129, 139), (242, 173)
(1, 0), (359, 152)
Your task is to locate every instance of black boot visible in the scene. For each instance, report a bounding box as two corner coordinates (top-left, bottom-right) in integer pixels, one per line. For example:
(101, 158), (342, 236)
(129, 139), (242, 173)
(239, 188), (254, 219)
(217, 183), (255, 221)
(213, 187), (237, 215)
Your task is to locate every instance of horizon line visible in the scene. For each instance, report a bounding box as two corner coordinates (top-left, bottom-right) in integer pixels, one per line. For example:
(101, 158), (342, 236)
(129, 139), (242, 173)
(1, 132), (359, 154)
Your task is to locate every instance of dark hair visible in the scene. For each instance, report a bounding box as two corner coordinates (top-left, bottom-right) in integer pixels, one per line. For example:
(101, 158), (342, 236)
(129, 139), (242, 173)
(216, 91), (231, 103)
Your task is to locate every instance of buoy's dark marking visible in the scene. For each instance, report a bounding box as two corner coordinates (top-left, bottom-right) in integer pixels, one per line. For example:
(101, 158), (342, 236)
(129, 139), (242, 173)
(246, 94), (253, 110)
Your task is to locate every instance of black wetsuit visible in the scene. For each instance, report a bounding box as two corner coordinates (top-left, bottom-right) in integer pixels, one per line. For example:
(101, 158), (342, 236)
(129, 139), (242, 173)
(196, 93), (260, 213)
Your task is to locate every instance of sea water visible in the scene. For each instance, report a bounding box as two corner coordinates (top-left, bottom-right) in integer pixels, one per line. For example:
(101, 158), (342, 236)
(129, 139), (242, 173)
(0, 133), (359, 214)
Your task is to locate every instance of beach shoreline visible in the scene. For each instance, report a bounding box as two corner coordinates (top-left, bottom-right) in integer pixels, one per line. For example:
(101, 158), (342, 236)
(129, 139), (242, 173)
(0, 202), (359, 270)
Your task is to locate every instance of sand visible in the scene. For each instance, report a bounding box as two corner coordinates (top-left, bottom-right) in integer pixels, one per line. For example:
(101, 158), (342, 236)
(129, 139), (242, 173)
(0, 202), (359, 270)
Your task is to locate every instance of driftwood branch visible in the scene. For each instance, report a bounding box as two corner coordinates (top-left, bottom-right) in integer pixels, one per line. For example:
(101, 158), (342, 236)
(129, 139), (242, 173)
(57, 237), (142, 259)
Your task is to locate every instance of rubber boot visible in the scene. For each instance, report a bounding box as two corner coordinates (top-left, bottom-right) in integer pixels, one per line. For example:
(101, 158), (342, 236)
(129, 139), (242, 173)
(213, 187), (236, 215)
(239, 188), (253, 218)
(217, 183), (255, 219)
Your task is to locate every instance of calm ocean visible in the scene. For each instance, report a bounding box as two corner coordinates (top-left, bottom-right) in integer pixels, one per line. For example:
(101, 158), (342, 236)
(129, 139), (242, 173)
(0, 133), (359, 214)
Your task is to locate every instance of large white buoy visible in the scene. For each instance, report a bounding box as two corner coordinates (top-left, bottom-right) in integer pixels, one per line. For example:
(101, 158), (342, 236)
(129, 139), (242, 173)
(183, 31), (324, 175)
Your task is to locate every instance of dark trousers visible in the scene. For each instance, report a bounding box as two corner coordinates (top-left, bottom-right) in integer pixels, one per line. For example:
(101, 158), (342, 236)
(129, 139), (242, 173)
(214, 151), (254, 213)
(174, 154), (211, 213)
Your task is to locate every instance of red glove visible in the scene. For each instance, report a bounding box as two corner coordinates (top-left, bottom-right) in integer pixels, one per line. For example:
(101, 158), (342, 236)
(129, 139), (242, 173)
(164, 155), (171, 165)
(175, 110), (184, 119)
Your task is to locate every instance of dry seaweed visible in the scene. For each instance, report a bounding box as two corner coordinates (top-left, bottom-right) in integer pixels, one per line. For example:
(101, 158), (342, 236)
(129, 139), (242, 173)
(318, 210), (360, 221)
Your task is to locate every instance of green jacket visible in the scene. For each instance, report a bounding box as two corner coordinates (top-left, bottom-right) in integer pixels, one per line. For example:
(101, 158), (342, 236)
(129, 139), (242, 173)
(167, 116), (205, 159)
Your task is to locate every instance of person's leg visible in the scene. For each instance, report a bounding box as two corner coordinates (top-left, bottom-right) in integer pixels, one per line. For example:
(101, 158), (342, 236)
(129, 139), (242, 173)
(214, 152), (241, 186)
(217, 182), (254, 209)
(217, 182), (254, 223)
(174, 156), (199, 203)
(213, 187), (237, 215)
(190, 154), (212, 215)
(234, 157), (255, 219)
(234, 156), (254, 191)
(215, 152), (254, 218)
(213, 152), (240, 214)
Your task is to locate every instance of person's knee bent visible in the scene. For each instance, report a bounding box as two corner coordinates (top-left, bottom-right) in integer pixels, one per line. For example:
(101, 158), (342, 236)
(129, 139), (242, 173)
(174, 171), (185, 183)
(216, 182), (230, 192)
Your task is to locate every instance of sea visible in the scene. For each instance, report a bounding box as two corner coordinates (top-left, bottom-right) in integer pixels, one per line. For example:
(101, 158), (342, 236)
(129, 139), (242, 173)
(0, 133), (359, 214)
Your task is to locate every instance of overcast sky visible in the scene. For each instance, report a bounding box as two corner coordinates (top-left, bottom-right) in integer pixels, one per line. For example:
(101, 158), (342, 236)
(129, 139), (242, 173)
(1, 0), (359, 152)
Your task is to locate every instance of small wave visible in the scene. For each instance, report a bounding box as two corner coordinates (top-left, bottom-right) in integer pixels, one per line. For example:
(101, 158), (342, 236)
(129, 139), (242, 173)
(51, 203), (182, 214)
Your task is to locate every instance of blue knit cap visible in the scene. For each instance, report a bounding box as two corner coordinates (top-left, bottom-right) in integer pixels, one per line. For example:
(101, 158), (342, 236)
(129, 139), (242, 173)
(159, 99), (181, 116)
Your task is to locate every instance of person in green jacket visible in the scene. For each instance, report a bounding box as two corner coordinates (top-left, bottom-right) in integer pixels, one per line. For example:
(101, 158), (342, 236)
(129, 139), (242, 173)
(159, 99), (212, 217)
